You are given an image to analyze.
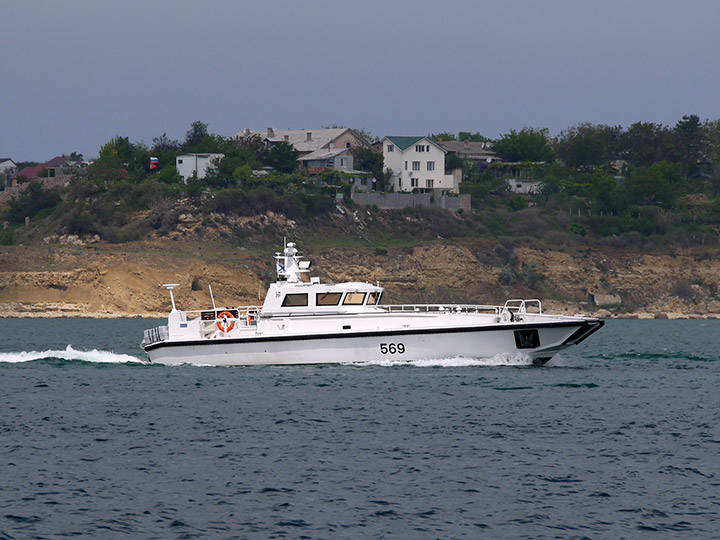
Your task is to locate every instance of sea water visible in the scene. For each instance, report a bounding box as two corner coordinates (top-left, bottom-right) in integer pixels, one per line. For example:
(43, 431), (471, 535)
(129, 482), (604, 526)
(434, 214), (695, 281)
(0, 318), (718, 539)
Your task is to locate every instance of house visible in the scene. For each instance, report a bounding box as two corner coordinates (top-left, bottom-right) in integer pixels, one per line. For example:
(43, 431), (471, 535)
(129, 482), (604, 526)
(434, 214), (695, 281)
(436, 140), (500, 167)
(233, 127), (371, 159)
(507, 178), (543, 195)
(1, 158), (17, 186)
(14, 155), (79, 185)
(297, 147), (354, 174)
(381, 136), (461, 194)
(175, 153), (224, 182)
(0, 158), (16, 175)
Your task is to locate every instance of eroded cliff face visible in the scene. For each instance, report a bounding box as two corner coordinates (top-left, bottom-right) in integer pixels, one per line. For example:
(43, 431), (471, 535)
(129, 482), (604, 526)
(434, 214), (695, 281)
(2, 242), (720, 318)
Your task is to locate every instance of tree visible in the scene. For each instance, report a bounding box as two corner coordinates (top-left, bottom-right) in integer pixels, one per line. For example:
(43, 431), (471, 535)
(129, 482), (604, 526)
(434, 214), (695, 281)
(619, 122), (680, 166)
(184, 121), (208, 149)
(555, 123), (621, 168)
(587, 170), (626, 214)
(493, 128), (555, 162)
(152, 133), (180, 153)
(266, 142), (299, 173)
(458, 131), (491, 142)
(624, 161), (681, 207)
(674, 114), (703, 170)
(351, 146), (388, 191)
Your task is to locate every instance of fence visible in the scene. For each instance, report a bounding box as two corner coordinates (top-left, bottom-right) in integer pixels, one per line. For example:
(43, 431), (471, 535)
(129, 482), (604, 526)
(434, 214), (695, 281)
(351, 192), (471, 212)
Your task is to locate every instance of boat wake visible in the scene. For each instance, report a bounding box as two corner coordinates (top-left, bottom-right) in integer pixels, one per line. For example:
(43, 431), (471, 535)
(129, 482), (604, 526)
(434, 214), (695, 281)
(0, 345), (145, 364)
(347, 352), (536, 368)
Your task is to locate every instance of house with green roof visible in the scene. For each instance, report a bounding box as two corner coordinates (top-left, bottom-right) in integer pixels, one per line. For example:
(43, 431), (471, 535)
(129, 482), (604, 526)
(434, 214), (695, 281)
(381, 136), (461, 194)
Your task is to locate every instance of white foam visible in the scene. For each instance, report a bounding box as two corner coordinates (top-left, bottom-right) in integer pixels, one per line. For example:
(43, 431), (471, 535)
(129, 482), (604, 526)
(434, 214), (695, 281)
(0, 344), (145, 364)
(347, 352), (535, 367)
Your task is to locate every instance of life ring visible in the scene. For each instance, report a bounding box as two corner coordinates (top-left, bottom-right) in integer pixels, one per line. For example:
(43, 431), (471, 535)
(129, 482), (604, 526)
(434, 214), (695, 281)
(217, 311), (236, 332)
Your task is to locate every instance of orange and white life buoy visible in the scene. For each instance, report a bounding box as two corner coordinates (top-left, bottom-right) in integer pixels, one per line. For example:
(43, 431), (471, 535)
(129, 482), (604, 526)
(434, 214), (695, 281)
(216, 311), (236, 332)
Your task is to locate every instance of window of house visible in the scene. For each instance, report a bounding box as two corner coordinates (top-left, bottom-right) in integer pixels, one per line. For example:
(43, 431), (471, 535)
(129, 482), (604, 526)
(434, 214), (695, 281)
(426, 179), (434, 188)
(281, 294), (308, 307)
(404, 161), (407, 170)
(367, 291), (382, 305)
(346, 142), (351, 148)
(340, 158), (346, 167)
(343, 292), (366, 305)
(387, 144), (394, 152)
(411, 178), (418, 187)
(177, 159), (183, 164)
(416, 144), (425, 152)
(316, 292), (343, 306)
(412, 161), (420, 171)
(427, 161), (435, 171)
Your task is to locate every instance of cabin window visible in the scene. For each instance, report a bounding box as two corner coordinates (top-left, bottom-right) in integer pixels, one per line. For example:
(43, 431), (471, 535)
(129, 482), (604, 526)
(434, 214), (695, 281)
(367, 291), (381, 305)
(281, 293), (308, 307)
(316, 292), (342, 306)
(342, 292), (366, 305)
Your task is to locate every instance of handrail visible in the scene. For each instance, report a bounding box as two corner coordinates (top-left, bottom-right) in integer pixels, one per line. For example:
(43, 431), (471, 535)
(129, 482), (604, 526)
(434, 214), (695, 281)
(173, 300), (543, 318)
(378, 304), (502, 314)
(503, 299), (542, 314)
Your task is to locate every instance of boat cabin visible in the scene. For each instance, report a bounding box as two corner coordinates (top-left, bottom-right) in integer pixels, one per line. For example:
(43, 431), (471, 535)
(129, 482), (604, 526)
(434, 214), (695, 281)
(260, 242), (384, 315)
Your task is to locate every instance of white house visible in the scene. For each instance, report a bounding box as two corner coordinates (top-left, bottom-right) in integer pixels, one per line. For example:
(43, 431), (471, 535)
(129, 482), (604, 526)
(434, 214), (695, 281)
(175, 153), (224, 182)
(1, 158), (17, 184)
(381, 136), (461, 194)
(507, 178), (543, 195)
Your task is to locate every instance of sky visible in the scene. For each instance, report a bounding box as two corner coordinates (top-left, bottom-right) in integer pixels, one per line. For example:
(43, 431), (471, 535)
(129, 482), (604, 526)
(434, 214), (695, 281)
(3, 0), (720, 162)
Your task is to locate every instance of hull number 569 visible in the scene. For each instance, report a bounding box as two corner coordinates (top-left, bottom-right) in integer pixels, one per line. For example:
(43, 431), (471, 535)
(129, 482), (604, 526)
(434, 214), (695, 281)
(380, 343), (405, 354)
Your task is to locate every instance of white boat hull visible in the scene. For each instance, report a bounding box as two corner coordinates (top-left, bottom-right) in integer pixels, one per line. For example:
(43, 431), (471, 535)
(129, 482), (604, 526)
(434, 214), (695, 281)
(144, 319), (603, 366)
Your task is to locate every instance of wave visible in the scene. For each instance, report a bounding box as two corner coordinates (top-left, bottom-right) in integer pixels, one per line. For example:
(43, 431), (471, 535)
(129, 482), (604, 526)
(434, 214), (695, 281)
(0, 344), (145, 364)
(611, 350), (717, 362)
(347, 352), (536, 368)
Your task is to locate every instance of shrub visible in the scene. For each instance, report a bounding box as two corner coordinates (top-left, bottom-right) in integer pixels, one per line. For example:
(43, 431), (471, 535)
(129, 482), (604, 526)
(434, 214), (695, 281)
(4, 182), (62, 224)
(0, 227), (16, 245)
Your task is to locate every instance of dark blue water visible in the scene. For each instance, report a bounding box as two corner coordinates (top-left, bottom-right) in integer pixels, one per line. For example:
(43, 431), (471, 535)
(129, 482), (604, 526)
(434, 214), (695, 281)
(1, 318), (718, 539)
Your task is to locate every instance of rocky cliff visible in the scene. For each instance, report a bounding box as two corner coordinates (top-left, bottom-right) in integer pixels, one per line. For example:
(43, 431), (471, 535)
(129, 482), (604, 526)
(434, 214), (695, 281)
(2, 241), (720, 319)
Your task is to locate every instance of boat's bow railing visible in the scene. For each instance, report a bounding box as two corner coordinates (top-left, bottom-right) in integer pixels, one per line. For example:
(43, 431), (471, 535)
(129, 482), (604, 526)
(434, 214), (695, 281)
(503, 299), (542, 314)
(378, 299), (543, 322)
(379, 304), (503, 315)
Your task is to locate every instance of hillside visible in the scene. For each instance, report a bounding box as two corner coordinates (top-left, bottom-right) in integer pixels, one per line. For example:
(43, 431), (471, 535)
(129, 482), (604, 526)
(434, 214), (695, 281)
(3, 230), (720, 319)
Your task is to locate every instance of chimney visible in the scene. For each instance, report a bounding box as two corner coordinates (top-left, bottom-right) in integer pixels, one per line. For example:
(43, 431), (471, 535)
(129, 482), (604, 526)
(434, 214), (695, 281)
(244, 128), (250, 136)
(267, 127), (274, 138)
(284, 135), (289, 142)
(306, 132), (312, 141)
(464, 140), (469, 150)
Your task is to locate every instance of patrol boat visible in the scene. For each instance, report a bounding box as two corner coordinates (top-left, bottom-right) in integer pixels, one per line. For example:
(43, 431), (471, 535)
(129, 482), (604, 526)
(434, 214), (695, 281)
(141, 242), (603, 366)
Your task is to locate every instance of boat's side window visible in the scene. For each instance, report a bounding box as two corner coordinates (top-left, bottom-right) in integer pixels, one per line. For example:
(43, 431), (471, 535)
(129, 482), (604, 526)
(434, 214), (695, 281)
(367, 291), (381, 305)
(316, 292), (342, 306)
(342, 292), (366, 305)
(281, 293), (308, 307)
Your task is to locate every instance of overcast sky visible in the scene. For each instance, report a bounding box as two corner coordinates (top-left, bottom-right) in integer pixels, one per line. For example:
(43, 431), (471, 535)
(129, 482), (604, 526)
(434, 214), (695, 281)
(3, 0), (720, 162)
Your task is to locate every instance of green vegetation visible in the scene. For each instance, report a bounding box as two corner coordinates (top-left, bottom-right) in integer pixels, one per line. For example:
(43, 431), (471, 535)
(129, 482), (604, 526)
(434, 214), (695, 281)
(3, 115), (720, 252)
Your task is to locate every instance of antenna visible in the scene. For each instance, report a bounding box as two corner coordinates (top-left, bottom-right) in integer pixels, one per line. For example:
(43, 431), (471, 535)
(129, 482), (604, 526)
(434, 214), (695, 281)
(162, 283), (180, 311)
(208, 284), (217, 310)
